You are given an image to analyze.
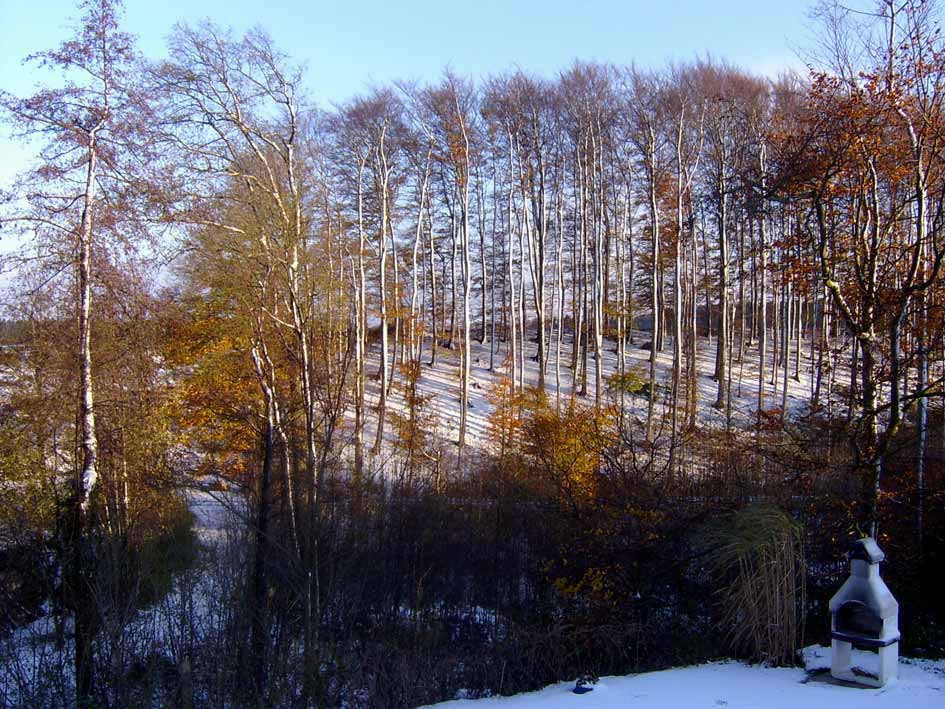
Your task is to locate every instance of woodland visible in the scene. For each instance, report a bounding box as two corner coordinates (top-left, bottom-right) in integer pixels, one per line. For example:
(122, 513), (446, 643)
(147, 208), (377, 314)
(0, 0), (944, 706)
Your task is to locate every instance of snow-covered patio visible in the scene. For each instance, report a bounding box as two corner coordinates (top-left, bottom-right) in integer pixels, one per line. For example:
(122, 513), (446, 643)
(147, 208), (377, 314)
(427, 647), (945, 708)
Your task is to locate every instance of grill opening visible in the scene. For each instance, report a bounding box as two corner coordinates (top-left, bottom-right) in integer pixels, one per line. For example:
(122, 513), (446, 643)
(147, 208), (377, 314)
(836, 600), (882, 638)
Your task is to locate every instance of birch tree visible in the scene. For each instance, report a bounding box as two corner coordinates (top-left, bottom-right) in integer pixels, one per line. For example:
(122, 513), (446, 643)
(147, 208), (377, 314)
(0, 1), (148, 700)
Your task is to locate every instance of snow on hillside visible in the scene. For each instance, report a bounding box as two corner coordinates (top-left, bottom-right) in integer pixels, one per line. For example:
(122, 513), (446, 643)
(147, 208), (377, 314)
(427, 646), (945, 708)
(359, 328), (828, 452)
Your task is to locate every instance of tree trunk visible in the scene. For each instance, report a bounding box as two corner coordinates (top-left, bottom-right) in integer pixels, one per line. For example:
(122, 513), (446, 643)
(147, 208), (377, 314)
(646, 141), (661, 438)
(74, 123), (102, 708)
(714, 182), (729, 411)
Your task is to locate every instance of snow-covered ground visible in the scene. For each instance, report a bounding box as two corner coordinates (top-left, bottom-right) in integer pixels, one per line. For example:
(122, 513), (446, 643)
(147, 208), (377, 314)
(186, 487), (246, 546)
(0, 489), (243, 706)
(359, 328), (832, 453)
(427, 646), (945, 708)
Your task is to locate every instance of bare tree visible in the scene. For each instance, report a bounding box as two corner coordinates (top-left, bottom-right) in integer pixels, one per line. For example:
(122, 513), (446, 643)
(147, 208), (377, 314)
(0, 1), (149, 700)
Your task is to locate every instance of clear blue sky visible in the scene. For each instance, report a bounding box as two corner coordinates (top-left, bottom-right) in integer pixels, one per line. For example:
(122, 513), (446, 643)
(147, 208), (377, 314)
(1, 0), (816, 185)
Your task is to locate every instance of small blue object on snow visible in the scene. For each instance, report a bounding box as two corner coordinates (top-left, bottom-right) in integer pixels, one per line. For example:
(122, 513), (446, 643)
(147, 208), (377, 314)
(573, 679), (594, 695)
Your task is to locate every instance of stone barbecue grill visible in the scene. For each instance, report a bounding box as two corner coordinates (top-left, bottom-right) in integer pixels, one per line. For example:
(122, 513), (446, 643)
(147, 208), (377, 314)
(829, 537), (899, 687)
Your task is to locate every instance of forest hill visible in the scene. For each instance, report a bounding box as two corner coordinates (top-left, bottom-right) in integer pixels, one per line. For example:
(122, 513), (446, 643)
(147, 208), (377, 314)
(1, 0), (943, 706)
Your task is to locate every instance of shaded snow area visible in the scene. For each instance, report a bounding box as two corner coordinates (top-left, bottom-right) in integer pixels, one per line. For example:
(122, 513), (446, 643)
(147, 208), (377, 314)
(186, 488), (246, 547)
(0, 491), (244, 706)
(427, 647), (945, 709)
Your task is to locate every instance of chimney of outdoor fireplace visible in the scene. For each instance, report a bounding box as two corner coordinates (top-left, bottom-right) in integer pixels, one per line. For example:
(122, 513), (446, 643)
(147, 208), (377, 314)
(828, 537), (899, 687)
